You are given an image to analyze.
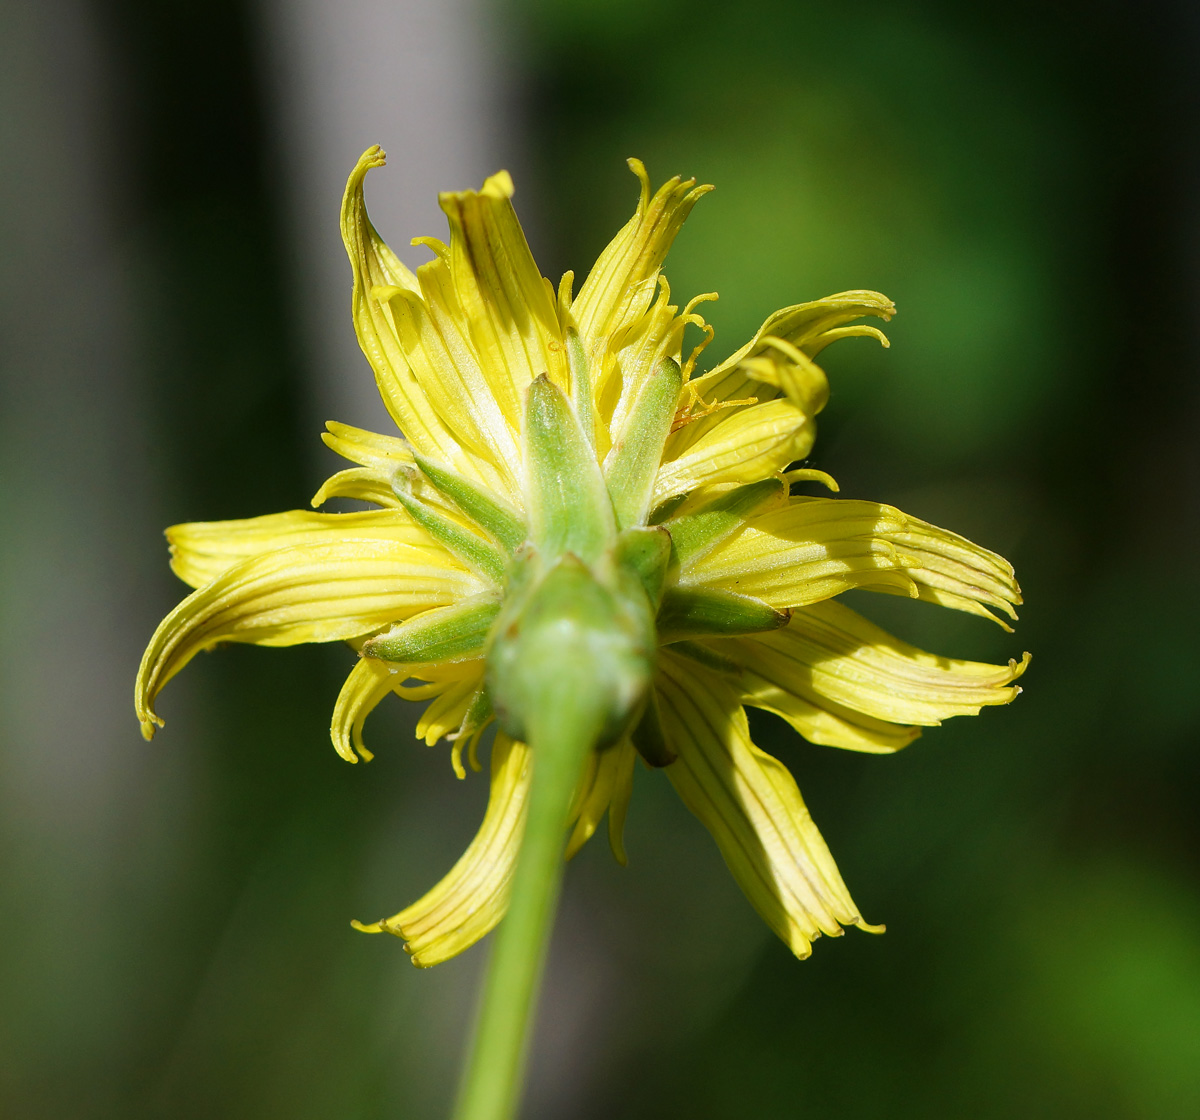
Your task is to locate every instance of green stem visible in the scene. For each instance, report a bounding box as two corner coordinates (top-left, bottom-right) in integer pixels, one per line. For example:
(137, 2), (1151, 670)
(451, 692), (600, 1120)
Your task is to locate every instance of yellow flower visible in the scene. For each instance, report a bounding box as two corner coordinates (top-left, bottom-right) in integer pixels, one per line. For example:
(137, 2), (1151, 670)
(135, 147), (1027, 968)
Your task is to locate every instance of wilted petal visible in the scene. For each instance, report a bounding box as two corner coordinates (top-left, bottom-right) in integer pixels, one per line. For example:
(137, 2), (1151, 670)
(439, 172), (568, 424)
(167, 509), (429, 589)
(136, 539), (481, 738)
(572, 159), (712, 351)
(714, 598), (1029, 749)
(352, 732), (530, 968)
(686, 497), (917, 606)
(566, 738), (637, 864)
(656, 652), (881, 959)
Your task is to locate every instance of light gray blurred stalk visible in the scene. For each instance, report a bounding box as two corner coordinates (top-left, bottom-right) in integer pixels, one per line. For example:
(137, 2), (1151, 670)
(257, 0), (502, 435)
(254, 2), (617, 1115)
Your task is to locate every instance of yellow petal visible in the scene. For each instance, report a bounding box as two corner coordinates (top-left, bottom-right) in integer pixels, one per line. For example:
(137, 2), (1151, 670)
(738, 677), (920, 754)
(330, 657), (397, 763)
(136, 539), (481, 739)
(654, 399), (815, 504)
(352, 732), (530, 967)
(676, 292), (892, 463)
(717, 598), (1029, 739)
(686, 497), (918, 606)
(367, 265), (523, 501)
(341, 148), (469, 466)
(316, 423), (476, 520)
(882, 515), (1023, 628)
(167, 509), (429, 589)
(321, 420), (413, 472)
(606, 744), (636, 866)
(414, 662), (486, 746)
(402, 255), (525, 496)
(594, 275), (687, 459)
(656, 652), (880, 959)
(565, 738), (637, 862)
(310, 467), (402, 510)
(572, 159), (712, 348)
(438, 171), (568, 425)
(735, 336), (830, 414)
(329, 657), (487, 763)
(690, 290), (894, 407)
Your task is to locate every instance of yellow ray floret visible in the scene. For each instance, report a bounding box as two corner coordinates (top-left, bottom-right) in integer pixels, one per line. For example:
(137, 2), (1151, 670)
(718, 598), (1029, 743)
(167, 509), (428, 589)
(352, 732), (531, 967)
(137, 539), (483, 738)
(657, 653), (882, 958)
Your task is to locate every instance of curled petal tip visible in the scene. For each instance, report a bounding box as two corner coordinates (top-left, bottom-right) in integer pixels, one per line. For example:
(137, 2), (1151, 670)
(350, 918), (384, 934)
(483, 169), (515, 198)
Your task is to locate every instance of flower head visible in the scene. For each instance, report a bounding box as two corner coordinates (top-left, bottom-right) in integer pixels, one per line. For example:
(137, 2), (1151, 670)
(136, 147), (1027, 967)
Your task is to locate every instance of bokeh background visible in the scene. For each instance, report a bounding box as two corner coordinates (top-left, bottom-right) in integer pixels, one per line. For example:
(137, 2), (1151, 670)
(3, 0), (1199, 1116)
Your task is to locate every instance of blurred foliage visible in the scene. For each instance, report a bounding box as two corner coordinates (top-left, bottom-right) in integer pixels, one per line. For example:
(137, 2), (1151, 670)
(4, 0), (1197, 1116)
(515, 1), (1200, 1117)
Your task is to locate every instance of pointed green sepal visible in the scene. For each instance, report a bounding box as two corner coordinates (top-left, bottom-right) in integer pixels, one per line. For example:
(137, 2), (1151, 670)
(457, 685), (493, 740)
(612, 526), (671, 607)
(606, 357), (683, 530)
(448, 686), (494, 778)
(656, 585), (791, 643)
(567, 328), (596, 451)
(413, 454), (527, 553)
(523, 375), (615, 565)
(630, 691), (675, 768)
(666, 478), (787, 565)
(362, 595), (502, 664)
(392, 472), (508, 585)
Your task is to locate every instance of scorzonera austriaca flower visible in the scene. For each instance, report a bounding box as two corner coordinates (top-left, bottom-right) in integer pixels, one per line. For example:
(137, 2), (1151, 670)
(135, 147), (1027, 970)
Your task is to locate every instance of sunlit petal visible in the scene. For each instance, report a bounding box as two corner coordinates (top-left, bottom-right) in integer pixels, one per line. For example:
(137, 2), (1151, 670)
(713, 598), (1029, 748)
(439, 173), (568, 423)
(352, 732), (530, 968)
(167, 509), (430, 589)
(657, 652), (881, 959)
(136, 539), (481, 738)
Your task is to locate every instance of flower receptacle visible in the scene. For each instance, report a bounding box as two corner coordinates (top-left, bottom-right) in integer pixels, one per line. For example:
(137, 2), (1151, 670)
(486, 549), (656, 754)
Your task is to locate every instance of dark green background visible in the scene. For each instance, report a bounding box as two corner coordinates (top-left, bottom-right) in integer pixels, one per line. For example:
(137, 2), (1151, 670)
(4, 0), (1198, 1116)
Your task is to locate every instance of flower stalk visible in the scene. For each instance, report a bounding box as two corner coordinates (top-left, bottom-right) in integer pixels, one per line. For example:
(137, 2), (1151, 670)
(458, 551), (655, 1120)
(453, 648), (604, 1120)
